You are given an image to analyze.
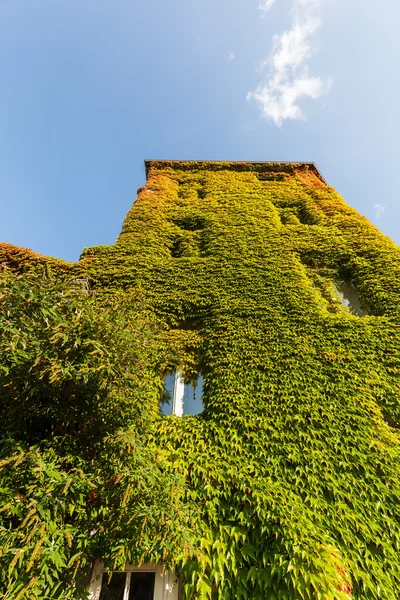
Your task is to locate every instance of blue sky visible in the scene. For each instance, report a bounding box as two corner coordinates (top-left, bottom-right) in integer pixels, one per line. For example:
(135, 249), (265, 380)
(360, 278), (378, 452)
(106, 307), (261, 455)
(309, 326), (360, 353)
(1, 0), (399, 262)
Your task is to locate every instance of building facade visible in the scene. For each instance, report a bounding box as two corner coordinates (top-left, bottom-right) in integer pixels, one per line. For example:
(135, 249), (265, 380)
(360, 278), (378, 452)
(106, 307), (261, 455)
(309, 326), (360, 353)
(2, 161), (400, 599)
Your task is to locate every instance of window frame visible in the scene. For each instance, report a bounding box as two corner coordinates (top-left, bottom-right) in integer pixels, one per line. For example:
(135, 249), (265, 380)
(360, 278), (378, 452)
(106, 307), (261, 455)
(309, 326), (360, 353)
(88, 561), (179, 600)
(171, 370), (185, 417)
(161, 370), (204, 417)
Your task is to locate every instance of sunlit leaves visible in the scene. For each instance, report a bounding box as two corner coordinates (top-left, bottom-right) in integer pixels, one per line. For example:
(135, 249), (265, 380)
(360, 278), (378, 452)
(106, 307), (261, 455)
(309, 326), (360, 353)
(1, 162), (400, 598)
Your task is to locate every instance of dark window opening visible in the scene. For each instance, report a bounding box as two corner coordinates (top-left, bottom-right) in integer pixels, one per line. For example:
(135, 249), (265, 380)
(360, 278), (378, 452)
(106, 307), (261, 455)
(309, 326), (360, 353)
(172, 215), (207, 231)
(170, 233), (199, 258)
(197, 185), (207, 199)
(129, 572), (155, 600)
(100, 573), (127, 600)
(170, 216), (207, 258)
(279, 210), (300, 225)
(297, 206), (319, 225)
(99, 572), (155, 600)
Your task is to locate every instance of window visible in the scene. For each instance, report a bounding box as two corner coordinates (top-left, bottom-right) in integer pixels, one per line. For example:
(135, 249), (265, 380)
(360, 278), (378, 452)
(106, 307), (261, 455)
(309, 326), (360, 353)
(161, 371), (204, 416)
(89, 562), (178, 600)
(332, 281), (368, 317)
(99, 571), (155, 600)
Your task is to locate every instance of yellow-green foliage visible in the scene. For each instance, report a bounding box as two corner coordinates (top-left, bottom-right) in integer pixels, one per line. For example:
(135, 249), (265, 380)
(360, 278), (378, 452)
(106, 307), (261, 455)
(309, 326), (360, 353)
(2, 161), (400, 599)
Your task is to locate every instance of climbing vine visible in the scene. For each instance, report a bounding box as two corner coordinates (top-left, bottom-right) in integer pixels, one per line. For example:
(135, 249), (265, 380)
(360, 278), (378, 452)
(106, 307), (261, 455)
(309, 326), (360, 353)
(1, 161), (400, 599)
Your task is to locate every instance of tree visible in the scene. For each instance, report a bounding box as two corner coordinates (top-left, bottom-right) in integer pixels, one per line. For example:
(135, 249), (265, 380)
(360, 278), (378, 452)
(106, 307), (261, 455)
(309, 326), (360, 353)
(0, 268), (192, 599)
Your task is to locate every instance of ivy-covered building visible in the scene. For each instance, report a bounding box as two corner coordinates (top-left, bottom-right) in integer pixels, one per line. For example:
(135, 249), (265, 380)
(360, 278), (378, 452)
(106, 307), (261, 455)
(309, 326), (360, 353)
(1, 160), (400, 600)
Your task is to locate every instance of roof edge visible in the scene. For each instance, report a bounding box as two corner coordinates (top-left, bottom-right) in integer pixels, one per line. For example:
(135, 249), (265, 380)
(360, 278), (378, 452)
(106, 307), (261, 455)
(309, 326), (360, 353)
(144, 159), (327, 184)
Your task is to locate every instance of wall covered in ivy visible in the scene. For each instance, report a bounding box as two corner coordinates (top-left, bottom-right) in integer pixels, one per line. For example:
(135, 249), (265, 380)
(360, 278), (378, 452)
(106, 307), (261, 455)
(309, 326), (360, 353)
(1, 161), (400, 599)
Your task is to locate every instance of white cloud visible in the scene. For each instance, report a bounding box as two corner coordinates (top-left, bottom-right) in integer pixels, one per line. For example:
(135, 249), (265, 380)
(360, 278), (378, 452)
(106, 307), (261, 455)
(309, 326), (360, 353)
(248, 0), (330, 126)
(227, 52), (235, 61)
(259, 0), (278, 11)
(374, 204), (385, 219)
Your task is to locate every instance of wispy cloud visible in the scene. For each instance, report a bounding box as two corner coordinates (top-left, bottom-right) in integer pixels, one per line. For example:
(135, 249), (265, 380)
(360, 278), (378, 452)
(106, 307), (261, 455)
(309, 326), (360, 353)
(259, 0), (278, 11)
(227, 52), (236, 61)
(374, 204), (385, 219)
(248, 0), (330, 126)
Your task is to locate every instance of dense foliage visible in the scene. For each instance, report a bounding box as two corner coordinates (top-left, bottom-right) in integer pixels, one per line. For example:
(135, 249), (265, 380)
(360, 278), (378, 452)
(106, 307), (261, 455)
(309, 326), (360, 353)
(1, 161), (400, 599)
(0, 269), (192, 599)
